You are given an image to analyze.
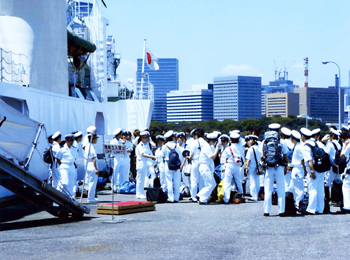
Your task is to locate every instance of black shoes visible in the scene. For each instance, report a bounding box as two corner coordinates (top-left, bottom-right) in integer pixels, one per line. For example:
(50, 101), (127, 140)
(279, 213), (285, 217)
(263, 213), (269, 217)
(199, 201), (210, 205)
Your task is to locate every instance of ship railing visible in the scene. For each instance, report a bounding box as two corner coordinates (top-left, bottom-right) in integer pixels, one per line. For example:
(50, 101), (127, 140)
(133, 81), (154, 101)
(0, 48), (29, 87)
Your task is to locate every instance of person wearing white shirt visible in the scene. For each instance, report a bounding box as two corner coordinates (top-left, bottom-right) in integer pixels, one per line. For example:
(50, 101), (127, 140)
(301, 127), (325, 215)
(177, 132), (190, 188)
(259, 124), (289, 217)
(197, 133), (220, 204)
(244, 135), (261, 202)
(222, 133), (245, 203)
(135, 131), (156, 199)
(155, 135), (166, 191)
(51, 131), (61, 189)
(72, 131), (83, 197)
(340, 137), (350, 213)
(324, 129), (342, 194)
(162, 131), (183, 202)
(122, 131), (134, 181)
(187, 129), (206, 202)
(281, 127), (293, 190)
(110, 128), (127, 193)
(83, 134), (99, 203)
(56, 134), (78, 197)
(287, 130), (306, 207)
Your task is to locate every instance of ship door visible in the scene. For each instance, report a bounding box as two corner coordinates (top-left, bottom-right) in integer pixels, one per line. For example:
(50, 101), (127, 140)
(95, 112), (105, 135)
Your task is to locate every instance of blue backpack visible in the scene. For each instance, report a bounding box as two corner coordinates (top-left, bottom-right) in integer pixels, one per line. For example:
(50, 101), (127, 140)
(167, 145), (181, 170)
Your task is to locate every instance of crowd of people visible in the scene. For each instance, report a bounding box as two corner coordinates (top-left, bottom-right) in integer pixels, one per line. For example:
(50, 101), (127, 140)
(48, 122), (350, 216)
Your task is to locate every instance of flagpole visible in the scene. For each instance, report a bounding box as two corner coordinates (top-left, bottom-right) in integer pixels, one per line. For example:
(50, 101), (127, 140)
(141, 39), (146, 100)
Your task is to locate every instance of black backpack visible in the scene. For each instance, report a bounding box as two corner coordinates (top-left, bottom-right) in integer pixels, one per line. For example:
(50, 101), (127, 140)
(285, 192), (297, 216)
(331, 142), (347, 174)
(43, 147), (53, 164)
(166, 145), (181, 170)
(305, 143), (331, 173)
(263, 131), (282, 167)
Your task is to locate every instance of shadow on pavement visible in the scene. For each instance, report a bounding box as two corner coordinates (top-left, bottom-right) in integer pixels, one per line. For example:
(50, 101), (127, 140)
(0, 216), (94, 232)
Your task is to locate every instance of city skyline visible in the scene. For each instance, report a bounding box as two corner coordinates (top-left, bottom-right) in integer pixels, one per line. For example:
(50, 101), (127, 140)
(107, 0), (350, 90)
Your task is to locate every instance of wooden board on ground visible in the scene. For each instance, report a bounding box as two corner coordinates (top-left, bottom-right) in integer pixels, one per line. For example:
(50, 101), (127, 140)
(97, 201), (156, 215)
(97, 206), (155, 215)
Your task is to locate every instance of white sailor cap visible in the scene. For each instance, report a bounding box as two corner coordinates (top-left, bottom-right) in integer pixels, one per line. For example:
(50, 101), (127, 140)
(291, 130), (301, 140)
(141, 128), (149, 132)
(164, 130), (174, 139)
(64, 133), (74, 139)
(268, 123), (281, 130)
(86, 126), (96, 135)
(140, 131), (150, 137)
(113, 128), (123, 136)
(52, 131), (61, 139)
(176, 132), (185, 138)
(207, 133), (218, 139)
(74, 131), (83, 138)
(232, 130), (240, 134)
(156, 135), (165, 140)
(230, 132), (240, 139)
(190, 129), (196, 136)
(311, 128), (320, 135)
(341, 125), (349, 131)
(330, 128), (340, 136)
(300, 127), (312, 137)
(281, 127), (291, 136)
(220, 134), (230, 141)
(213, 131), (221, 136)
(248, 135), (259, 140)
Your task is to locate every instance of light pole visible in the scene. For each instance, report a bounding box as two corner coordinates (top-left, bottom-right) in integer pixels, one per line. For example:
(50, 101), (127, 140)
(322, 61), (341, 129)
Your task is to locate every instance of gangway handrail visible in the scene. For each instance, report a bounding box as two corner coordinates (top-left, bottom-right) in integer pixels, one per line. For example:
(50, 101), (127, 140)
(0, 47), (29, 87)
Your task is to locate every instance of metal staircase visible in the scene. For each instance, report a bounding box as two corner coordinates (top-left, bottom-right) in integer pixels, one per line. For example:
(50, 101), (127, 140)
(0, 155), (90, 220)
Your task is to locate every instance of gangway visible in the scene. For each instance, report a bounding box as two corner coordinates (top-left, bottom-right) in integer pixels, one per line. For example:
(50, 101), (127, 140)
(0, 155), (90, 220)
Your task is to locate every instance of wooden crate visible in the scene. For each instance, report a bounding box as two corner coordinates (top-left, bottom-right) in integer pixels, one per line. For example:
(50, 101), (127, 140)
(97, 201), (156, 215)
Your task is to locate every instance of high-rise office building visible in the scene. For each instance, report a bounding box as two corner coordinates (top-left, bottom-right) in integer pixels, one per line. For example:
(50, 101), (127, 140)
(166, 84), (213, 123)
(136, 58), (179, 122)
(261, 74), (298, 115)
(266, 93), (299, 117)
(213, 76), (261, 121)
(294, 87), (344, 123)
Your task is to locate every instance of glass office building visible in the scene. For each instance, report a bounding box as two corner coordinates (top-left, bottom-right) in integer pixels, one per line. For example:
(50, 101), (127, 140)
(136, 58), (179, 122)
(213, 76), (261, 121)
(167, 85), (213, 122)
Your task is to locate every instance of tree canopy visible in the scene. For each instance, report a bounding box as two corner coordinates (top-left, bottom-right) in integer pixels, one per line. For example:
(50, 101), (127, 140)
(150, 115), (329, 136)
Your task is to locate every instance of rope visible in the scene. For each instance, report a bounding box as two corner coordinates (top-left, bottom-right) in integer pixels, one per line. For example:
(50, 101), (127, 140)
(2, 78), (22, 83)
(0, 48), (29, 58)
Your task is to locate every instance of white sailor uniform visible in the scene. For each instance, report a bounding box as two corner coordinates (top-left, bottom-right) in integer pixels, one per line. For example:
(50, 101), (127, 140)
(51, 141), (61, 189)
(304, 140), (325, 214)
(135, 141), (155, 198)
(56, 143), (77, 196)
(188, 138), (205, 201)
(288, 142), (305, 206)
(222, 143), (245, 203)
(162, 141), (182, 202)
(155, 145), (166, 191)
(259, 138), (289, 214)
(245, 144), (261, 201)
(84, 140), (98, 202)
(340, 143), (350, 211)
(197, 142), (216, 203)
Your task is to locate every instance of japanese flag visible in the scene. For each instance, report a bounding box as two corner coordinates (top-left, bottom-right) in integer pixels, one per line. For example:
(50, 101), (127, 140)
(146, 47), (159, 71)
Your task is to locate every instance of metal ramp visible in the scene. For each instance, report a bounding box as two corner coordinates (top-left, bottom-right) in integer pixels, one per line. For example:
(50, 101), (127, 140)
(0, 155), (90, 220)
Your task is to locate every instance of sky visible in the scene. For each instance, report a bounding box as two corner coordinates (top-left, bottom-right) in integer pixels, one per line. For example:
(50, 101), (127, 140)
(106, 0), (350, 90)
